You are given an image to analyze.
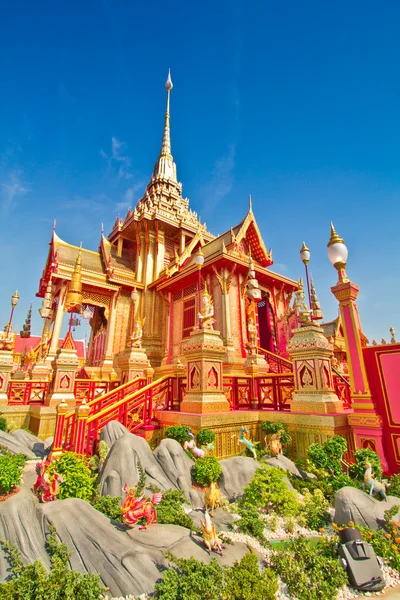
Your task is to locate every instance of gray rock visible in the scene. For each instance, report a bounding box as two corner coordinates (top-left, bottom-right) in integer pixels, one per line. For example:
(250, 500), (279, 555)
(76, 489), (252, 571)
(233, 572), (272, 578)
(188, 507), (239, 532)
(153, 439), (204, 508)
(334, 486), (400, 530)
(0, 430), (36, 458)
(98, 432), (175, 498)
(264, 454), (309, 479)
(0, 489), (49, 579)
(11, 430), (47, 458)
(100, 421), (129, 449)
(219, 457), (261, 501)
(125, 523), (251, 567)
(37, 498), (162, 597)
(43, 437), (54, 449)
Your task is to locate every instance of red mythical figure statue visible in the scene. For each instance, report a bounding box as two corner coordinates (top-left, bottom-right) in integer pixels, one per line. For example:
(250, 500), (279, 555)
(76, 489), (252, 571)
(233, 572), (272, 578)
(121, 484), (162, 529)
(33, 460), (63, 502)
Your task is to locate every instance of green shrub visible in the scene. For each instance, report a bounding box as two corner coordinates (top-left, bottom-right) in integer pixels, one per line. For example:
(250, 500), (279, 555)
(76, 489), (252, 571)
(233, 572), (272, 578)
(273, 535), (347, 600)
(300, 488), (331, 531)
(244, 441), (265, 461)
(261, 421), (292, 445)
(196, 428), (215, 447)
(154, 552), (277, 600)
(91, 493), (122, 521)
(389, 473), (400, 497)
(0, 453), (25, 495)
(243, 464), (299, 516)
(155, 554), (223, 600)
(0, 524), (106, 599)
(0, 415), (7, 432)
(156, 489), (196, 530)
(192, 456), (222, 487)
(165, 425), (190, 444)
(235, 505), (267, 545)
(308, 435), (347, 476)
(47, 452), (94, 501)
(224, 552), (278, 600)
(349, 448), (382, 481)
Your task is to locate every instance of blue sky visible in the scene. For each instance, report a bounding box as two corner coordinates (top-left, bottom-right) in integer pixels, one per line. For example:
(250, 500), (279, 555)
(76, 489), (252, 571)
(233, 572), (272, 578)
(0, 0), (399, 343)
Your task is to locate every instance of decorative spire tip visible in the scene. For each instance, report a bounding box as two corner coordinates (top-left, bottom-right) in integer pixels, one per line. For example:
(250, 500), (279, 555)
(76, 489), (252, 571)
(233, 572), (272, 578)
(165, 69), (173, 91)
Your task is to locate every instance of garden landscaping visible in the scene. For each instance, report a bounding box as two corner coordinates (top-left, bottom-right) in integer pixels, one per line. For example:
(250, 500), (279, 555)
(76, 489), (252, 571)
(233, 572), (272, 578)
(1, 421), (400, 599)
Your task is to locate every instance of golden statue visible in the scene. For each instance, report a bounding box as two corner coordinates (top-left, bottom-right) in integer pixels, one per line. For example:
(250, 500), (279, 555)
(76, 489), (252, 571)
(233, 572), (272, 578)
(200, 510), (225, 555)
(131, 318), (145, 348)
(198, 288), (215, 330)
(247, 317), (257, 354)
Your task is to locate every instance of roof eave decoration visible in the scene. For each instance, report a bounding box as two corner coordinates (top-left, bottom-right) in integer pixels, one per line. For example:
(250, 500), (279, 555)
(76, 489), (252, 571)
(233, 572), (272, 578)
(161, 230), (206, 279)
(226, 209), (273, 267)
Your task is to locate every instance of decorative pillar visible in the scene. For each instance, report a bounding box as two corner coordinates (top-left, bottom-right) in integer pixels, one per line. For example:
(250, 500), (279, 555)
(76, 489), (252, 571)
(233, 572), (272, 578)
(288, 322), (344, 414)
(51, 399), (69, 457)
(48, 283), (67, 357)
(100, 292), (118, 378)
(180, 328), (230, 414)
(45, 331), (79, 407)
(0, 349), (14, 406)
(74, 399), (90, 455)
(328, 223), (388, 470)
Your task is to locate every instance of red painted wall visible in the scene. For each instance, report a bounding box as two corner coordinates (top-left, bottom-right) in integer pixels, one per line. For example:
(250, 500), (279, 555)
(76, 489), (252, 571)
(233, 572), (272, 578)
(364, 343), (400, 474)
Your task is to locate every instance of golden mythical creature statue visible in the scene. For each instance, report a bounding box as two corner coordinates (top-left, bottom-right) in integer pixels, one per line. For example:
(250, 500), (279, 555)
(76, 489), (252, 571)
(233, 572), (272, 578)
(204, 481), (221, 516)
(200, 510), (225, 555)
(198, 288), (215, 331)
(233, 427), (257, 460)
(363, 462), (388, 501)
(121, 484), (162, 529)
(33, 460), (63, 502)
(267, 432), (283, 458)
(183, 428), (214, 459)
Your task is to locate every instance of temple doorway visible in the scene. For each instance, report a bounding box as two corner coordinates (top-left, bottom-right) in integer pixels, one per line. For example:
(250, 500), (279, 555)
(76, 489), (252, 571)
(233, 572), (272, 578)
(257, 293), (277, 353)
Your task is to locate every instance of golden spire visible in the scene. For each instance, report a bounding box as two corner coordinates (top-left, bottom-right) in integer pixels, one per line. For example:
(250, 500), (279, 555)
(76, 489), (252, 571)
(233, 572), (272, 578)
(328, 222), (344, 247)
(65, 244), (83, 313)
(152, 69), (177, 182)
(310, 276), (323, 321)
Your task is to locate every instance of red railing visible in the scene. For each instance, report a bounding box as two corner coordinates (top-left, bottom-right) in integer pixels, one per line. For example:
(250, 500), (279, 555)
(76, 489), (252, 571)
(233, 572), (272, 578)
(222, 374), (294, 410)
(8, 381), (48, 405)
(257, 347), (293, 374)
(73, 379), (120, 404)
(333, 371), (352, 410)
(59, 376), (173, 456)
(63, 376), (146, 451)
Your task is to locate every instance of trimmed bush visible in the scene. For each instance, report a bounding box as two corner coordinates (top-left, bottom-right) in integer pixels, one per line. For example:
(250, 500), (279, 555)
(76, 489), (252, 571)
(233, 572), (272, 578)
(0, 415), (7, 432)
(243, 464), (299, 516)
(0, 453), (25, 495)
(196, 428), (215, 447)
(47, 452), (94, 501)
(154, 552), (278, 600)
(91, 493), (122, 521)
(273, 535), (347, 600)
(0, 524), (106, 599)
(308, 435), (347, 476)
(300, 488), (331, 531)
(156, 489), (196, 530)
(236, 505), (267, 545)
(165, 425), (190, 444)
(224, 552), (278, 600)
(192, 456), (222, 487)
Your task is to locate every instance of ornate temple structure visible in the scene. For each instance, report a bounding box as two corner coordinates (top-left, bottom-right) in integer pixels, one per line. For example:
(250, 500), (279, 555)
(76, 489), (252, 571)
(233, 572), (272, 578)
(1, 71), (399, 474)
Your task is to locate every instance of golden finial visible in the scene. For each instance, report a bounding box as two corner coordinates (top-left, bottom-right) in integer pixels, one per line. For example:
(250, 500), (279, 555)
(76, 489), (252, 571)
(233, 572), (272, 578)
(165, 68), (173, 91)
(248, 194), (253, 211)
(160, 69), (173, 158)
(328, 222), (344, 247)
(390, 326), (397, 344)
(297, 277), (304, 292)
